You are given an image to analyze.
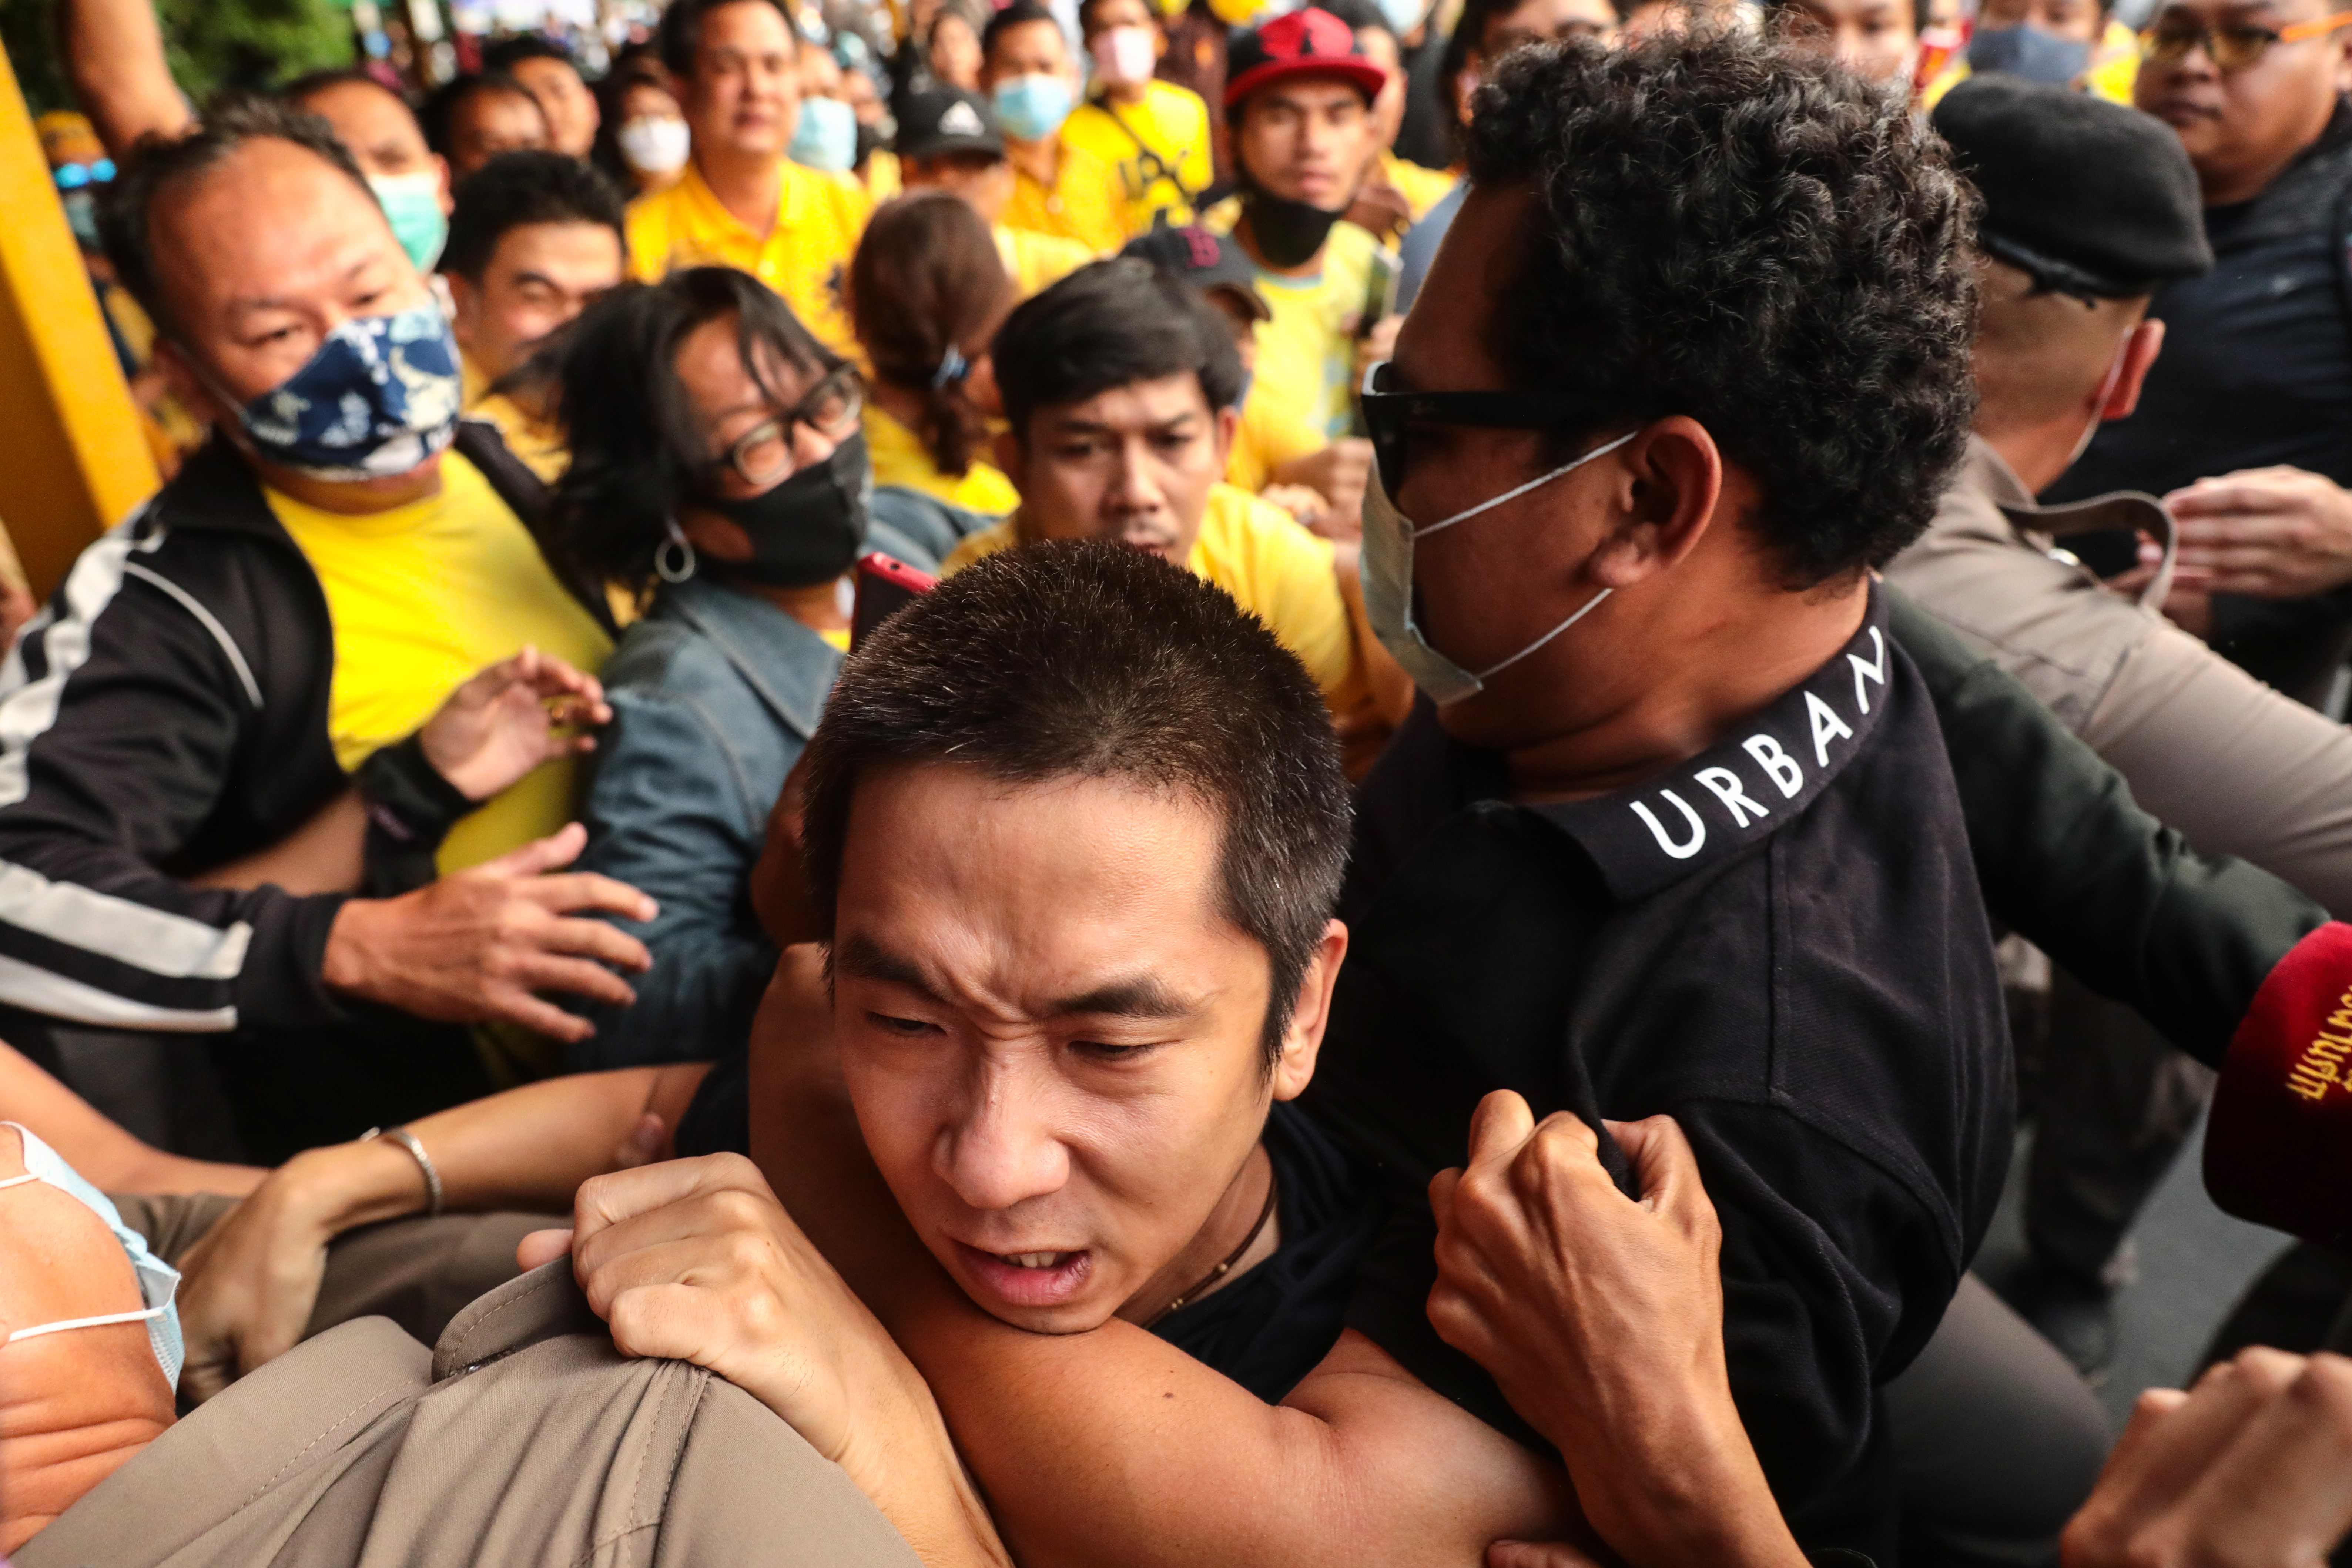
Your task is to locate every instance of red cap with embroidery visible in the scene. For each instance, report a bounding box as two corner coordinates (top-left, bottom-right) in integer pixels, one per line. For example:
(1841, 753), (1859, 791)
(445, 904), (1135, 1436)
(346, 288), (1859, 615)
(1223, 8), (1390, 112)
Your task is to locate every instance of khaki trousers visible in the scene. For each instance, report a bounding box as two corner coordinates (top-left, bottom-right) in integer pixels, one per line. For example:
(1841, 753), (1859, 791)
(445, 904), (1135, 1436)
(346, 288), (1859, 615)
(17, 1263), (922, 1568)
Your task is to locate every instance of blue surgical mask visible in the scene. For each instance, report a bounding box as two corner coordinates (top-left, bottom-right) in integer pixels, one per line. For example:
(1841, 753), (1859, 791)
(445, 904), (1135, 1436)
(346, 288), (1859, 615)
(992, 73), (1075, 142)
(1, 1122), (184, 1393)
(1374, 0), (1425, 36)
(1361, 430), (1637, 705)
(61, 189), (100, 249)
(1965, 23), (2092, 84)
(210, 301), (463, 482)
(368, 171), (449, 272)
(791, 95), (861, 172)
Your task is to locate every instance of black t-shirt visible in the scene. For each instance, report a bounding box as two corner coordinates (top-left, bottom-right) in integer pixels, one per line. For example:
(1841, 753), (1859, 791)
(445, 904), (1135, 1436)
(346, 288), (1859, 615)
(1301, 587), (2013, 1550)
(676, 1062), (1384, 1402)
(2051, 104), (2352, 701)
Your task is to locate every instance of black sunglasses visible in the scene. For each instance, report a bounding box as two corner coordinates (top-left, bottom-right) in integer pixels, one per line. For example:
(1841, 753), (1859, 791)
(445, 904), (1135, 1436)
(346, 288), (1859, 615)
(1358, 360), (1609, 495)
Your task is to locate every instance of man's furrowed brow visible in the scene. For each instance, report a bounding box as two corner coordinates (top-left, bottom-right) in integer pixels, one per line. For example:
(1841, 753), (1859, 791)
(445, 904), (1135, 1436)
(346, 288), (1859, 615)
(835, 933), (945, 1001)
(1046, 974), (1197, 1021)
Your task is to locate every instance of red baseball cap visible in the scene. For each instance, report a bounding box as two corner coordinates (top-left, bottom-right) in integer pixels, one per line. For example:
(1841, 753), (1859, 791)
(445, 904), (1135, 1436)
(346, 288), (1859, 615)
(1223, 8), (1390, 113)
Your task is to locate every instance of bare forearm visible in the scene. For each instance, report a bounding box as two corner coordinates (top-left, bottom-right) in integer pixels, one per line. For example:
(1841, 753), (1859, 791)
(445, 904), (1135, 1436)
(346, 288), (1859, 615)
(61, 0), (192, 153)
(187, 789), (366, 897)
(0, 1038), (262, 1196)
(293, 1064), (713, 1237)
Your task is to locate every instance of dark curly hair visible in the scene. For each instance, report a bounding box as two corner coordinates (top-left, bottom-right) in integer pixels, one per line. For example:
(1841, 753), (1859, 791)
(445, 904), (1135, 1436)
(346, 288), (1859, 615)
(1463, 31), (1979, 587)
(801, 540), (1351, 1066)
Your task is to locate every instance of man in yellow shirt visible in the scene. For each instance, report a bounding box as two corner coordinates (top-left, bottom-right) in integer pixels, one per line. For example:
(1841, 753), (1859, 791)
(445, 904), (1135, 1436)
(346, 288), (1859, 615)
(894, 86), (1099, 296)
(1063, 0), (1215, 232)
(979, 1), (1133, 253)
(946, 260), (1408, 763)
(1319, 0), (1458, 224)
(0, 100), (658, 1151)
(1207, 10), (1399, 443)
(445, 150), (629, 481)
(624, 0), (871, 356)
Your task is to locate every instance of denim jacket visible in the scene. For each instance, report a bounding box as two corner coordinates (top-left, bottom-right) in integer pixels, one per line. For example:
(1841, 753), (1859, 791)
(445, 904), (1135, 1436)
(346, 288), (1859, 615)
(568, 578), (842, 1068)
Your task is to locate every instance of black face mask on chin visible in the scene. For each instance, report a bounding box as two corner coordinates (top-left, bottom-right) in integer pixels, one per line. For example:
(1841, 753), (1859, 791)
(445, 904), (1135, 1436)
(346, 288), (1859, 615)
(700, 430), (873, 589)
(1237, 170), (1347, 269)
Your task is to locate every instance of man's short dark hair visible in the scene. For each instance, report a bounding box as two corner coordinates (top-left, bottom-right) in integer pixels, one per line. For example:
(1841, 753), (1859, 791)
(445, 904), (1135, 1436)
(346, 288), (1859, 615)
(1076, 0), (1156, 34)
(658, 0), (799, 78)
(802, 540), (1353, 1063)
(982, 1), (1062, 64)
(420, 71), (544, 157)
(991, 258), (1246, 439)
(279, 67), (411, 110)
(482, 34), (581, 74)
(98, 93), (377, 341)
(1464, 33), (1977, 586)
(443, 150), (628, 279)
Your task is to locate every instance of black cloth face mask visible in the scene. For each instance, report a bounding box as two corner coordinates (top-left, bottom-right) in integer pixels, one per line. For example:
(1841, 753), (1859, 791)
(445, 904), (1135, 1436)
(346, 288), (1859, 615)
(700, 430), (873, 588)
(1237, 169), (1347, 269)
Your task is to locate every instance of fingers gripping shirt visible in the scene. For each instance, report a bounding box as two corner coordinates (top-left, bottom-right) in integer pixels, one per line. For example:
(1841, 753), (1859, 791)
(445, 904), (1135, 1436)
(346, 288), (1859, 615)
(1305, 584), (2013, 1551)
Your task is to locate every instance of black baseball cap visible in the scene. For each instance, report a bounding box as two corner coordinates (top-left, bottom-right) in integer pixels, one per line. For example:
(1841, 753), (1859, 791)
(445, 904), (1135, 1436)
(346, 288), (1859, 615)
(896, 86), (1005, 161)
(1120, 224), (1272, 321)
(1932, 75), (2212, 300)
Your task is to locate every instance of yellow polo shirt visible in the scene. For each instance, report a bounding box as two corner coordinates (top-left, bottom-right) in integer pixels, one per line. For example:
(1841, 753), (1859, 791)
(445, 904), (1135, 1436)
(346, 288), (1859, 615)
(942, 483), (1356, 701)
(994, 222), (1099, 297)
(265, 453), (612, 875)
(1382, 151), (1457, 223)
(1001, 139), (1130, 255)
(1062, 81), (1214, 235)
(865, 403), (1022, 514)
(625, 160), (870, 357)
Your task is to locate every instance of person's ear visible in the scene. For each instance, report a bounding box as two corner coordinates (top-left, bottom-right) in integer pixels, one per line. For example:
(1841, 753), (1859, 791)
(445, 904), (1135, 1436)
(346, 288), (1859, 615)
(151, 337), (229, 429)
(1587, 413), (1723, 589)
(1268, 919), (1347, 1102)
(434, 153), (453, 215)
(1212, 401), (1239, 470)
(2102, 316), (2165, 423)
(993, 426), (1025, 487)
(445, 272), (480, 351)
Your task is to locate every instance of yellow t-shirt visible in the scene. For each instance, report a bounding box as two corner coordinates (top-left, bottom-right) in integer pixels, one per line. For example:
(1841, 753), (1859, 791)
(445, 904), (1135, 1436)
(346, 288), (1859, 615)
(1226, 377), (1328, 495)
(1061, 81), (1214, 237)
(863, 147), (902, 201)
(865, 403), (1022, 514)
(994, 223), (1099, 298)
(625, 160), (870, 357)
(1001, 139), (1131, 255)
(1203, 204), (1388, 442)
(942, 484), (1356, 700)
(461, 350), (567, 483)
(265, 453), (613, 875)
(1381, 151), (1458, 224)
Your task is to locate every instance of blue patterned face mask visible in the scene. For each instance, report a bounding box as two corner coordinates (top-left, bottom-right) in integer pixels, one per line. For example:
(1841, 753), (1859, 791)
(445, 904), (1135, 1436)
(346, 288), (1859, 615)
(219, 300), (463, 481)
(1, 1122), (184, 1393)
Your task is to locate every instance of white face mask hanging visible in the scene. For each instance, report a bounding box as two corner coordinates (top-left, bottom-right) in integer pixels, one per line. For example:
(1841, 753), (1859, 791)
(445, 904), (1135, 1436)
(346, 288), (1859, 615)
(0, 1122), (185, 1390)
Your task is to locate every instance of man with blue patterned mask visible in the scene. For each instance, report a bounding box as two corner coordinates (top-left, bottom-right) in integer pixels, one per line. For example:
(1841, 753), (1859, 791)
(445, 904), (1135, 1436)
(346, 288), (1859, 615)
(0, 96), (659, 1159)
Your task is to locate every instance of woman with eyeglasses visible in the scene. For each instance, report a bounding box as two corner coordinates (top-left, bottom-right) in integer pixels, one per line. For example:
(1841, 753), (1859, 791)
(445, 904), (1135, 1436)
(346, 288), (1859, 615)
(546, 266), (936, 1068)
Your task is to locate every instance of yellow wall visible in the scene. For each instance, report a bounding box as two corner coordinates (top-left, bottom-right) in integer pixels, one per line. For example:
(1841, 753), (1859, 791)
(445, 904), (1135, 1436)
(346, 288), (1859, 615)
(0, 46), (160, 599)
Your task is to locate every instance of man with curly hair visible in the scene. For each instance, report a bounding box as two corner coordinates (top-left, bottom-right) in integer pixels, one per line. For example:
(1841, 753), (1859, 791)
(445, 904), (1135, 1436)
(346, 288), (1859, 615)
(721, 29), (2021, 1565)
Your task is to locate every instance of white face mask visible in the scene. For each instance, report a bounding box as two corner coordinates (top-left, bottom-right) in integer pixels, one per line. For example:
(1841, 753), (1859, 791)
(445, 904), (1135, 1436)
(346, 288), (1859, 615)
(1361, 430), (1638, 706)
(1091, 24), (1157, 87)
(618, 115), (693, 175)
(0, 1122), (184, 1391)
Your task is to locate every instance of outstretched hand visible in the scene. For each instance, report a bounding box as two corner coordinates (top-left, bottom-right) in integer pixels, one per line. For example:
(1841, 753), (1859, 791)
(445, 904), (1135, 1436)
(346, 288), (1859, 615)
(419, 646), (612, 804)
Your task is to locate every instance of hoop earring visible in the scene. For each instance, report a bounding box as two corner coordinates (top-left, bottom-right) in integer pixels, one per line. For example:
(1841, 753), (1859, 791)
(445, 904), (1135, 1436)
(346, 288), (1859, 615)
(656, 519), (697, 583)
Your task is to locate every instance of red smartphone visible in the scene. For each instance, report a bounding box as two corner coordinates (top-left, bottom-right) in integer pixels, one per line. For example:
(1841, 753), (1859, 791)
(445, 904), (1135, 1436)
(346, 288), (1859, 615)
(851, 552), (939, 648)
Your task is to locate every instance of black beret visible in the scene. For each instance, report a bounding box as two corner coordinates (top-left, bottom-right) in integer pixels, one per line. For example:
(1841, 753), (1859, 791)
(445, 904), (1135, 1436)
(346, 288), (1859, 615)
(1932, 74), (2213, 299)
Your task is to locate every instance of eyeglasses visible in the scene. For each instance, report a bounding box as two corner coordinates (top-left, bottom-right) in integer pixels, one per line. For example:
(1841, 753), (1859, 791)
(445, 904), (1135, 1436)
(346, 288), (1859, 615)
(2140, 7), (2352, 70)
(712, 364), (864, 488)
(1358, 360), (1607, 495)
